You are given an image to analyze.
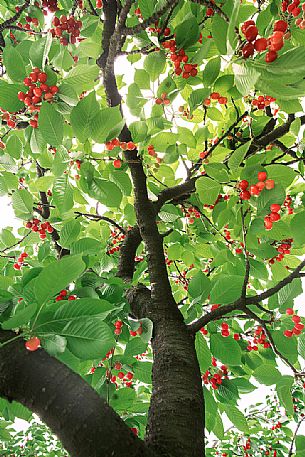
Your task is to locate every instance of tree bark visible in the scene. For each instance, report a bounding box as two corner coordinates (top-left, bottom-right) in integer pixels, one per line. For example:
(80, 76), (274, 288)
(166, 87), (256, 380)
(0, 330), (154, 457)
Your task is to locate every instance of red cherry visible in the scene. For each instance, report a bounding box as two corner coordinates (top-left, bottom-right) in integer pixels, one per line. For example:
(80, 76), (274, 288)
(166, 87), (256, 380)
(38, 72), (48, 83)
(254, 38), (268, 52)
(270, 31), (284, 44)
(256, 181), (265, 191)
(269, 212), (281, 222)
(295, 322), (305, 331)
(118, 371), (125, 379)
(126, 372), (133, 380)
(269, 40), (284, 52)
(239, 180), (249, 190)
(240, 190), (251, 200)
(270, 203), (281, 212)
(18, 91), (26, 101)
(265, 179), (274, 190)
(113, 159), (122, 169)
(241, 20), (256, 34)
(258, 171), (267, 181)
(274, 20), (288, 33)
(286, 308), (294, 315)
(245, 25), (258, 42)
(265, 51), (278, 63)
(242, 42), (255, 58)
(292, 315), (301, 324)
(250, 185), (260, 196)
(13, 263), (21, 270)
(284, 330), (293, 338)
(264, 216), (273, 230)
(25, 337), (41, 351)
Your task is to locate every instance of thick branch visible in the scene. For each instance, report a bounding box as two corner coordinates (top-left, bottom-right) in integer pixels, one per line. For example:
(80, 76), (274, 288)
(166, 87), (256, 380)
(0, 330), (153, 457)
(0, 0), (30, 32)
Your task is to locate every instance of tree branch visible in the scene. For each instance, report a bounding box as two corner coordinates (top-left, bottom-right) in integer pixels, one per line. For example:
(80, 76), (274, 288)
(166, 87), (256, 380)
(75, 211), (126, 234)
(246, 259), (305, 305)
(288, 416), (305, 457)
(0, 330), (154, 457)
(0, 0), (30, 32)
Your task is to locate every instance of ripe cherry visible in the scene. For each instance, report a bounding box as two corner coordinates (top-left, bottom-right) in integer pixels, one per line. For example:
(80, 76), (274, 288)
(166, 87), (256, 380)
(254, 38), (267, 52)
(265, 179), (274, 190)
(250, 185), (260, 196)
(258, 171), (267, 181)
(264, 216), (273, 230)
(265, 51), (277, 63)
(242, 43), (255, 58)
(284, 330), (293, 338)
(270, 212), (281, 222)
(270, 203), (281, 213)
(25, 337), (41, 351)
(113, 159), (122, 169)
(245, 25), (258, 42)
(274, 20), (288, 33)
(239, 180), (249, 190)
(292, 315), (301, 324)
(286, 308), (294, 315)
(240, 190), (251, 200)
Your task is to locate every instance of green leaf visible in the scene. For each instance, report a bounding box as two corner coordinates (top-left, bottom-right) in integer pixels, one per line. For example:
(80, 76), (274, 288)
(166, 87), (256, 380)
(43, 335), (67, 356)
(2, 302), (37, 330)
(53, 175), (74, 214)
(195, 334), (211, 372)
(291, 211), (305, 246)
(65, 318), (115, 360)
(138, 0), (154, 18)
(233, 63), (260, 96)
(265, 164), (296, 189)
(210, 334), (242, 366)
(188, 271), (211, 300)
(133, 361), (152, 384)
(60, 220), (81, 247)
(223, 405), (249, 433)
(34, 255), (86, 304)
(228, 141), (251, 171)
(196, 177), (221, 205)
(276, 376), (294, 416)
(210, 275), (243, 305)
(39, 103), (64, 146)
(175, 15), (200, 49)
(0, 81), (24, 112)
(64, 64), (100, 89)
(253, 364), (282, 385)
(212, 15), (228, 55)
(143, 52), (166, 81)
(91, 106), (124, 143)
(6, 134), (23, 160)
(70, 92), (100, 143)
(89, 178), (122, 208)
(12, 189), (33, 219)
(189, 88), (210, 112)
(203, 57), (221, 87)
(3, 47), (26, 82)
(125, 337), (148, 357)
(29, 33), (52, 70)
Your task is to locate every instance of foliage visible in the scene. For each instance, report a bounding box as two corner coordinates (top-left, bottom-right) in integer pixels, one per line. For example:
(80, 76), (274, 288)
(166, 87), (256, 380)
(0, 0), (305, 456)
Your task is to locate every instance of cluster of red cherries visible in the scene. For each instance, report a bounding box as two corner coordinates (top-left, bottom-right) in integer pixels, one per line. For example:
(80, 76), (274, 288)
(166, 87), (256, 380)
(1, 109), (18, 129)
(114, 319), (123, 336)
(155, 92), (171, 105)
(105, 138), (136, 169)
(264, 203), (282, 231)
(25, 218), (54, 240)
(41, 0), (58, 13)
(184, 206), (201, 225)
(252, 95), (276, 109)
(50, 15), (82, 46)
(284, 194), (294, 214)
(202, 357), (229, 390)
(13, 252), (28, 271)
(162, 38), (198, 78)
(18, 68), (59, 128)
(55, 289), (77, 302)
(242, 19), (289, 62)
(283, 308), (304, 337)
(203, 92), (228, 106)
(246, 326), (271, 351)
(106, 364), (134, 389)
(107, 229), (126, 255)
(269, 238), (293, 264)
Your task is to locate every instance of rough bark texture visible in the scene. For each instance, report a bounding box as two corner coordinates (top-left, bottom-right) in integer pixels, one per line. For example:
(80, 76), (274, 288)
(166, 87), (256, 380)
(0, 330), (153, 457)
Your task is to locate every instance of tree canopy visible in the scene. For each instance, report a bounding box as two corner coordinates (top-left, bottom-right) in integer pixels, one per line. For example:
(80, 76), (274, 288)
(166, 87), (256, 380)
(1, 0), (305, 456)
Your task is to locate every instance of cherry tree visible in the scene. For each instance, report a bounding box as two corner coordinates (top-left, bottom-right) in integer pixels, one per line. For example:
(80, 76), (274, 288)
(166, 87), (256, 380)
(1, 1), (305, 456)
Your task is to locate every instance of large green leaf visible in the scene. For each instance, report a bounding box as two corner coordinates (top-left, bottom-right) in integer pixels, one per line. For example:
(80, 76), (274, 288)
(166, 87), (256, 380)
(2, 302), (37, 330)
(64, 318), (115, 360)
(52, 175), (74, 214)
(195, 334), (211, 372)
(223, 405), (249, 433)
(91, 106), (124, 143)
(210, 276), (244, 305)
(253, 364), (282, 385)
(12, 189), (33, 219)
(0, 81), (23, 113)
(3, 47), (26, 82)
(188, 271), (211, 300)
(210, 334), (242, 366)
(60, 220), (81, 248)
(70, 92), (100, 143)
(34, 255), (86, 304)
(39, 103), (64, 146)
(143, 52), (166, 81)
(196, 177), (221, 205)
